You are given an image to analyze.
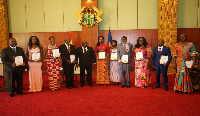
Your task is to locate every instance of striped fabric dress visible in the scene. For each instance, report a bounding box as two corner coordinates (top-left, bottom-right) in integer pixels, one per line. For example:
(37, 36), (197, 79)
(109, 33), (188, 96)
(45, 45), (60, 90)
(94, 44), (110, 84)
(110, 49), (122, 82)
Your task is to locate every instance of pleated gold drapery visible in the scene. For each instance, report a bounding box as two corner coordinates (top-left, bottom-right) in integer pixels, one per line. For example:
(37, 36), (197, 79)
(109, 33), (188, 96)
(158, 0), (178, 75)
(0, 0), (9, 56)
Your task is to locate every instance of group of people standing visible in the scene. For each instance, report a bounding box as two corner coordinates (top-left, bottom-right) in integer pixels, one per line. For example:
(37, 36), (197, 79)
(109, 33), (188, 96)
(1, 33), (197, 97)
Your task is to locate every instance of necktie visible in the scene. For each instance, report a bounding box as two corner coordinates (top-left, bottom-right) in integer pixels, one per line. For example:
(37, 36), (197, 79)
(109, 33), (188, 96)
(84, 48), (86, 55)
(12, 48), (16, 53)
(124, 44), (127, 53)
(159, 48), (161, 54)
(68, 45), (70, 53)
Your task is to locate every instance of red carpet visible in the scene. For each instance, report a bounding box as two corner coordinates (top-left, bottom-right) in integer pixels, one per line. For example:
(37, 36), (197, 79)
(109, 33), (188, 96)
(0, 72), (200, 116)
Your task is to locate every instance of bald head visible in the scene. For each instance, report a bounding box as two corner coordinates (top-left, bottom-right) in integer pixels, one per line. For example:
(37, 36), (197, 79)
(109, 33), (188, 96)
(64, 37), (70, 44)
(82, 40), (88, 48)
(9, 38), (17, 47)
(158, 39), (164, 47)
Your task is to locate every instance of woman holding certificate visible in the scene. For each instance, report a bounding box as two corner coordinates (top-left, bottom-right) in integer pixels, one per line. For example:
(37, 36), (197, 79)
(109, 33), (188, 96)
(94, 36), (110, 85)
(110, 40), (121, 86)
(134, 37), (152, 88)
(173, 34), (197, 94)
(25, 36), (43, 92)
(43, 36), (60, 91)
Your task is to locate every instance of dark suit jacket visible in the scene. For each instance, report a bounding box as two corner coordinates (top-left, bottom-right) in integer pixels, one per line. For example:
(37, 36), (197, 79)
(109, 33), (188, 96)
(152, 46), (172, 67)
(59, 44), (76, 65)
(1, 46), (27, 73)
(76, 46), (96, 67)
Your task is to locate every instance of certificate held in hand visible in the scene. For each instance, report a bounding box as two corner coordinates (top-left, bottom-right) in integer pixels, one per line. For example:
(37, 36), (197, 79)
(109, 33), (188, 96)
(32, 52), (40, 61)
(185, 60), (193, 68)
(70, 55), (75, 63)
(52, 49), (60, 58)
(121, 55), (128, 63)
(110, 52), (117, 60)
(15, 56), (23, 66)
(98, 52), (106, 59)
(160, 55), (168, 64)
(136, 51), (143, 60)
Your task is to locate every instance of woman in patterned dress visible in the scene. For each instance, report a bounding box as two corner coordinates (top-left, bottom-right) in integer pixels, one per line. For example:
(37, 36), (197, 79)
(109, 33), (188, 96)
(43, 36), (60, 91)
(173, 33), (197, 94)
(110, 40), (121, 86)
(134, 37), (152, 88)
(94, 36), (110, 85)
(25, 36), (43, 92)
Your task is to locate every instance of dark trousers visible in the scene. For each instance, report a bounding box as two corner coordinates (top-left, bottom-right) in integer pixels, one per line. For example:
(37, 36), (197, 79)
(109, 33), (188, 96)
(64, 64), (75, 87)
(80, 64), (92, 86)
(156, 64), (168, 88)
(8, 72), (23, 94)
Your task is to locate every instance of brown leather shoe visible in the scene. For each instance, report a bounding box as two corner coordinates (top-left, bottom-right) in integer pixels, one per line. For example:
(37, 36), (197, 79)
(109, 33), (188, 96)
(164, 87), (168, 91)
(152, 86), (160, 89)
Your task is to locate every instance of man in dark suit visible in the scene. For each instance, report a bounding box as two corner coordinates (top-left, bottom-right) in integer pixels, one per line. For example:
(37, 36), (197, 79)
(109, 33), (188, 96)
(1, 38), (27, 97)
(151, 39), (172, 91)
(76, 40), (96, 87)
(59, 37), (77, 89)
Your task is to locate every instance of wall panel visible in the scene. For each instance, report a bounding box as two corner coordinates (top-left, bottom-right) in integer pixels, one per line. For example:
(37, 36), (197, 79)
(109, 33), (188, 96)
(98, 0), (118, 30)
(138, 0), (158, 29)
(44, 0), (63, 32)
(118, 0), (137, 30)
(177, 0), (198, 28)
(26, 0), (45, 32)
(7, 0), (26, 33)
(63, 0), (82, 31)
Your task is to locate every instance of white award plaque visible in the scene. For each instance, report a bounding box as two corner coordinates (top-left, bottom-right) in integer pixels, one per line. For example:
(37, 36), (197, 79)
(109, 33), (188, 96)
(110, 52), (117, 60)
(15, 56), (23, 66)
(136, 51), (143, 60)
(121, 55), (128, 63)
(98, 52), (106, 59)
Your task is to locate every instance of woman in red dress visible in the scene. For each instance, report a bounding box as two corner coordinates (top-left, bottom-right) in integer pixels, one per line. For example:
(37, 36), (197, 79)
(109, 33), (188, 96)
(94, 36), (110, 85)
(43, 36), (60, 91)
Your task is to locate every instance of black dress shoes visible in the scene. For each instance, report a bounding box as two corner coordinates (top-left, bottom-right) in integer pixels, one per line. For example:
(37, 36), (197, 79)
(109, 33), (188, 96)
(71, 86), (78, 88)
(121, 85), (126, 88)
(127, 85), (131, 88)
(89, 84), (93, 86)
(17, 91), (27, 95)
(164, 87), (168, 91)
(152, 86), (160, 89)
(66, 86), (71, 89)
(80, 85), (84, 87)
(9, 93), (14, 97)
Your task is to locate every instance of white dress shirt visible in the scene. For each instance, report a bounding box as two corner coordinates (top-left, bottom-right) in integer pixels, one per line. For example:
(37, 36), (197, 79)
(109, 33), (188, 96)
(82, 46), (88, 53)
(158, 46), (163, 51)
(10, 46), (16, 52)
(65, 43), (70, 49)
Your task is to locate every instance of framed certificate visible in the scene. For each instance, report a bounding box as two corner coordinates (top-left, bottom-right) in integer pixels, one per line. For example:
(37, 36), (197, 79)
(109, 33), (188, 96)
(98, 52), (106, 59)
(15, 56), (23, 66)
(31, 52), (40, 61)
(110, 52), (117, 60)
(52, 49), (60, 58)
(70, 54), (75, 63)
(185, 60), (193, 68)
(121, 55), (128, 63)
(136, 51), (143, 60)
(160, 56), (168, 64)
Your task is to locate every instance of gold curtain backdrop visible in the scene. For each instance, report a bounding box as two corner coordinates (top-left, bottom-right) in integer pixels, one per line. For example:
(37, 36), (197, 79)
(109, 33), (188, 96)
(0, 0), (9, 56)
(158, 0), (178, 75)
